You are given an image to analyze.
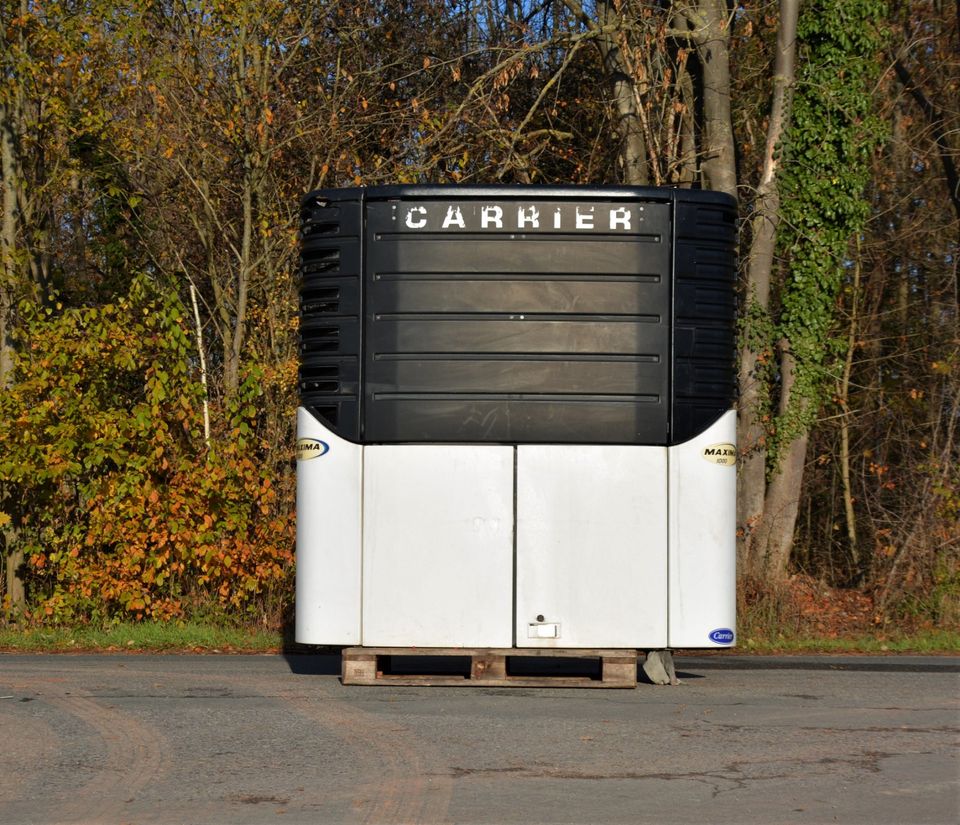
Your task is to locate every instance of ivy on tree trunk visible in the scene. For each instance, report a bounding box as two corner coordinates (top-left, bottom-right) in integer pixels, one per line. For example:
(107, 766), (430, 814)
(747, 0), (889, 580)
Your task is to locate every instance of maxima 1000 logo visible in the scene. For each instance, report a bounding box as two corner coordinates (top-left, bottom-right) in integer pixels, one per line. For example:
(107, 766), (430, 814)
(702, 443), (737, 466)
(296, 438), (329, 461)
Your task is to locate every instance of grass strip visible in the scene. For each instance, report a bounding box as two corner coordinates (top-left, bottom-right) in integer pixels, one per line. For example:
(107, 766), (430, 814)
(0, 622), (284, 653)
(734, 628), (960, 655)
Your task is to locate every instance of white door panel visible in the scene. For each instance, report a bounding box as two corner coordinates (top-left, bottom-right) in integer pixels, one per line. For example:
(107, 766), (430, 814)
(362, 445), (514, 647)
(516, 445), (668, 648)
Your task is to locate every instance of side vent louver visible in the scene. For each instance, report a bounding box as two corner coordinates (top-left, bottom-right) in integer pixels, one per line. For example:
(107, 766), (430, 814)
(671, 197), (737, 443)
(298, 194), (363, 440)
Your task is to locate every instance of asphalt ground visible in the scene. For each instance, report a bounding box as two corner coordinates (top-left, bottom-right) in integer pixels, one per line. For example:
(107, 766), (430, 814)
(0, 653), (957, 825)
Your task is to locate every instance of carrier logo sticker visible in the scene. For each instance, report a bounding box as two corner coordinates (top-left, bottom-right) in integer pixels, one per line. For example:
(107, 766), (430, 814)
(709, 628), (735, 645)
(400, 202), (643, 233)
(702, 443), (737, 466)
(296, 438), (329, 461)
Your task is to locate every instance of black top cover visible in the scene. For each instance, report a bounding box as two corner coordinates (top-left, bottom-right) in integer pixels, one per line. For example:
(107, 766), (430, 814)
(299, 185), (735, 446)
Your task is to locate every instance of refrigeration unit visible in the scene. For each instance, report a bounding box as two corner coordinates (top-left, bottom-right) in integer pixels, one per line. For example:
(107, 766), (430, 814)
(295, 185), (737, 651)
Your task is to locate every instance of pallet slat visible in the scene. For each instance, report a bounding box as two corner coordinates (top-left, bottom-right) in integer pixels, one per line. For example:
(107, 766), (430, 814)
(341, 647), (638, 689)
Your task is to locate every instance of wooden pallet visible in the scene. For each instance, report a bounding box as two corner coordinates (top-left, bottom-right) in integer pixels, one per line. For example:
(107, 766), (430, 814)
(341, 647), (638, 688)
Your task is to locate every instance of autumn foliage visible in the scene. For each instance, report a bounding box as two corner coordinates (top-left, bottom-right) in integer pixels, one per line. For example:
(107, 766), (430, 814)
(0, 279), (293, 622)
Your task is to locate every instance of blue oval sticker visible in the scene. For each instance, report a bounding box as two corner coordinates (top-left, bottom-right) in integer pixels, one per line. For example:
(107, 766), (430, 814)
(709, 628), (735, 645)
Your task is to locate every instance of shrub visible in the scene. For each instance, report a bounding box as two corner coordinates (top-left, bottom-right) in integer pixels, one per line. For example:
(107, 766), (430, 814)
(0, 278), (293, 624)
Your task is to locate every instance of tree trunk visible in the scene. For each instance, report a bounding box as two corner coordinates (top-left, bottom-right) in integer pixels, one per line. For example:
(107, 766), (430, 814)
(838, 242), (861, 578)
(736, 0), (799, 578)
(751, 342), (809, 580)
(677, 61), (698, 186)
(596, 1), (649, 185)
(691, 0), (737, 198)
(757, 430), (810, 581)
(0, 93), (26, 608)
(1, 102), (19, 386)
(225, 170), (253, 397)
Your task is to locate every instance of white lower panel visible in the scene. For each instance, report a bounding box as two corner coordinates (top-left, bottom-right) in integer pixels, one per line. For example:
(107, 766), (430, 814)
(295, 409), (362, 645)
(516, 445), (668, 648)
(362, 445), (514, 647)
(668, 411), (737, 647)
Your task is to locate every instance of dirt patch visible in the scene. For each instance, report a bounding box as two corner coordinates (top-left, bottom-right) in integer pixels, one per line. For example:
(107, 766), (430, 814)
(783, 575), (877, 637)
(739, 574), (880, 641)
(233, 795), (290, 805)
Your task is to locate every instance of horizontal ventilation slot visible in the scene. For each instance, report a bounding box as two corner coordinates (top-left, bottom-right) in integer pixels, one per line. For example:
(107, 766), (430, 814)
(695, 208), (734, 225)
(691, 264), (736, 282)
(301, 247), (341, 274)
(301, 286), (341, 314)
(373, 272), (662, 283)
(302, 222), (340, 239)
(374, 232), (662, 243)
(301, 326), (340, 352)
(372, 392), (660, 403)
(302, 300), (340, 314)
(302, 325), (340, 339)
(301, 363), (339, 378)
(313, 405), (338, 426)
(373, 313), (660, 323)
(301, 380), (341, 393)
(373, 352), (660, 363)
(303, 285), (341, 298)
